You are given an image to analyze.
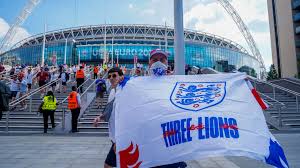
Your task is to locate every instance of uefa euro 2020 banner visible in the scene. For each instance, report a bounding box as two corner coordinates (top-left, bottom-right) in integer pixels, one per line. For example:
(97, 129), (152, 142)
(115, 73), (289, 168)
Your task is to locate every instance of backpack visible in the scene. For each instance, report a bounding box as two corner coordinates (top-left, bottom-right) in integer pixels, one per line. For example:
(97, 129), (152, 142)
(0, 81), (11, 111)
(100, 83), (106, 92)
(66, 73), (70, 81)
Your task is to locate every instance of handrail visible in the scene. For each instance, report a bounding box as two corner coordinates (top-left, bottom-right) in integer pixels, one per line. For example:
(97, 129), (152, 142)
(77, 80), (97, 119)
(8, 67), (62, 106)
(9, 78), (61, 107)
(4, 66), (92, 133)
(281, 78), (300, 87)
(258, 91), (285, 107)
(249, 76), (300, 97)
(59, 69), (93, 105)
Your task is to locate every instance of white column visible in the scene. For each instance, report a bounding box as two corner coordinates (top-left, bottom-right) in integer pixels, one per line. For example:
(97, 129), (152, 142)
(117, 54), (119, 67)
(165, 21), (168, 51)
(41, 23), (46, 67)
(78, 50), (80, 65)
(104, 23), (107, 65)
(174, 0), (185, 75)
(111, 37), (114, 67)
(64, 39), (67, 64)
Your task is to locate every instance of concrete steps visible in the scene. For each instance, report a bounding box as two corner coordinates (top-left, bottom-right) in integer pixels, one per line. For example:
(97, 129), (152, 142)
(0, 78), (98, 134)
(257, 79), (300, 130)
(77, 94), (109, 135)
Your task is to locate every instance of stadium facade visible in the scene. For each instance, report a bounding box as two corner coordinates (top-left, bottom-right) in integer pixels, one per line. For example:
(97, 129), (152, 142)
(0, 24), (260, 76)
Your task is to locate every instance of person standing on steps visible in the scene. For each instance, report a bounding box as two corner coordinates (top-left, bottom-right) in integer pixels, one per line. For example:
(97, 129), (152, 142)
(39, 91), (57, 133)
(68, 86), (81, 133)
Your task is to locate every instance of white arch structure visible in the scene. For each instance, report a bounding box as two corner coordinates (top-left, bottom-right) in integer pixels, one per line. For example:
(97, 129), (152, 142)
(0, 0), (266, 76)
(216, 0), (266, 76)
(0, 0), (41, 54)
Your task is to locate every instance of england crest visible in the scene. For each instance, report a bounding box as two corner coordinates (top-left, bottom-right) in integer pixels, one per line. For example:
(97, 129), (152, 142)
(170, 82), (226, 111)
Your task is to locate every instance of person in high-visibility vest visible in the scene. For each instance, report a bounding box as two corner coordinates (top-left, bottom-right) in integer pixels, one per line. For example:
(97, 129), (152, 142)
(76, 66), (85, 93)
(93, 65), (99, 79)
(103, 64), (108, 72)
(68, 86), (81, 133)
(40, 91), (57, 133)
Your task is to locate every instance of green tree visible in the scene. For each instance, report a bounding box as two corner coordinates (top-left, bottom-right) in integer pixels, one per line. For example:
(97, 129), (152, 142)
(267, 64), (279, 80)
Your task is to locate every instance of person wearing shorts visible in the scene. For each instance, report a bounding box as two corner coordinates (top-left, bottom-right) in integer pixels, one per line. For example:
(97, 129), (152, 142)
(10, 76), (19, 102)
(26, 68), (34, 93)
(95, 77), (106, 109)
(59, 69), (69, 93)
(36, 68), (49, 97)
(38, 80), (46, 87)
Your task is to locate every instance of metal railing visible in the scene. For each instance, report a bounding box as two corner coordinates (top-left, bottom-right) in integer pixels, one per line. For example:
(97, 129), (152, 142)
(5, 78), (62, 132)
(78, 79), (97, 119)
(58, 69), (108, 131)
(250, 76), (300, 113)
(4, 67), (93, 133)
(257, 91), (286, 127)
(281, 78), (300, 87)
(58, 69), (94, 130)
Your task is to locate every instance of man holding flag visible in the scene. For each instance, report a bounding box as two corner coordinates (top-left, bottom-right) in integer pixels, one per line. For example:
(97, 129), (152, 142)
(113, 49), (289, 168)
(95, 49), (187, 168)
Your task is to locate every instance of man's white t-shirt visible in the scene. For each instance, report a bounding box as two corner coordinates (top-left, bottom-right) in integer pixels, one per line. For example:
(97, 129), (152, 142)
(26, 73), (34, 84)
(108, 87), (118, 143)
(61, 73), (67, 82)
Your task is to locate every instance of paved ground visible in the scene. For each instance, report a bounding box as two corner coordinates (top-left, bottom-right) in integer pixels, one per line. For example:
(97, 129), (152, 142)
(0, 133), (299, 168)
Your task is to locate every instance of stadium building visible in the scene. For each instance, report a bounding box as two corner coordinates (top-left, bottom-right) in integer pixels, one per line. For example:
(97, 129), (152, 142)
(0, 24), (261, 76)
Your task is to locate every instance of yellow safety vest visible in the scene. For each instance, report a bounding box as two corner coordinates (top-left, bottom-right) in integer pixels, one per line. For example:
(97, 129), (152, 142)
(42, 96), (57, 110)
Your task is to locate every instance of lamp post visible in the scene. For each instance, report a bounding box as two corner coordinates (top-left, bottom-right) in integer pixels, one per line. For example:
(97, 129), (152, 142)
(64, 39), (67, 64)
(174, 0), (185, 75)
(41, 23), (46, 67)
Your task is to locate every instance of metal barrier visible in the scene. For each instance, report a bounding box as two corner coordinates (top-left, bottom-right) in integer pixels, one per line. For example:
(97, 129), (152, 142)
(58, 69), (94, 130)
(58, 68), (108, 131)
(5, 78), (62, 132)
(257, 91), (286, 127)
(4, 66), (93, 133)
(249, 76), (300, 113)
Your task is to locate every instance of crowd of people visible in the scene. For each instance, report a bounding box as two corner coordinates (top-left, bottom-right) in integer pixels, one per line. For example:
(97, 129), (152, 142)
(0, 49), (188, 167)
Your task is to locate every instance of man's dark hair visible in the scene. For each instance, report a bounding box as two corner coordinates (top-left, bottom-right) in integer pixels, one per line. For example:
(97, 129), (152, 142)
(108, 67), (123, 76)
(72, 86), (77, 91)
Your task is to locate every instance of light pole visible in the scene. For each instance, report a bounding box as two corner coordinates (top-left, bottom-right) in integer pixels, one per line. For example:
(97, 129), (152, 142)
(72, 39), (76, 66)
(174, 0), (185, 75)
(64, 39), (68, 64)
(41, 23), (46, 67)
(78, 50), (81, 65)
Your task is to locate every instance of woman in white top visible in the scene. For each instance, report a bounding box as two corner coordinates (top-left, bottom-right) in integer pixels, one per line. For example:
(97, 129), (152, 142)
(50, 71), (59, 92)
(26, 68), (34, 93)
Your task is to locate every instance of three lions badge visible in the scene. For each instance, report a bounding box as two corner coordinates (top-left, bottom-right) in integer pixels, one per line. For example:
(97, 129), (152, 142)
(170, 82), (226, 111)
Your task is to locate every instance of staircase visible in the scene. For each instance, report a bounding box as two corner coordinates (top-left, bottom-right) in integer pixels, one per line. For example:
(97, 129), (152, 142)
(77, 94), (109, 136)
(0, 90), (71, 134)
(0, 75), (102, 135)
(253, 78), (300, 130)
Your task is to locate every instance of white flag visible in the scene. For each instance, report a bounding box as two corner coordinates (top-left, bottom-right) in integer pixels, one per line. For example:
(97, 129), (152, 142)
(115, 73), (289, 168)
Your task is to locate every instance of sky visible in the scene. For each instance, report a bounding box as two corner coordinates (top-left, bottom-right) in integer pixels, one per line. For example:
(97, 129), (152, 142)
(0, 0), (272, 68)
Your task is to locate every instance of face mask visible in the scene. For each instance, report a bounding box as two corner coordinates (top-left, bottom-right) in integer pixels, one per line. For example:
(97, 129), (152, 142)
(149, 61), (168, 76)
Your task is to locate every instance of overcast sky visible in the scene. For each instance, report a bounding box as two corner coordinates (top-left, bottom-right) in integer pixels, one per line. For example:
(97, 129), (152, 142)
(0, 0), (272, 68)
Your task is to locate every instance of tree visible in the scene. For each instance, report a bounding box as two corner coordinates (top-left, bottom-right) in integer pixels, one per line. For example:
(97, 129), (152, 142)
(267, 64), (279, 80)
